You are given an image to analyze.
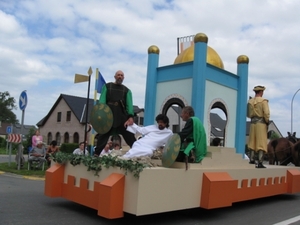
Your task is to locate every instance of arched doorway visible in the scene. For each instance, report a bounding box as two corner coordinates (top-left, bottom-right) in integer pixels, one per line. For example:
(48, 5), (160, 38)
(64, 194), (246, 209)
(162, 98), (185, 133)
(47, 132), (52, 145)
(209, 101), (228, 146)
(64, 132), (69, 143)
(73, 132), (79, 144)
(55, 132), (61, 146)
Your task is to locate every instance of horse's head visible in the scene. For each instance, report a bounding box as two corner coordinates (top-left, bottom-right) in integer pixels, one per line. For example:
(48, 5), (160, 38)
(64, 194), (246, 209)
(287, 131), (298, 143)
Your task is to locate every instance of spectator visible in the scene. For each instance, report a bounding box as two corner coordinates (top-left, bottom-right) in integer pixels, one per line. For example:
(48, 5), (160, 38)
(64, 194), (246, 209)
(211, 138), (221, 146)
(73, 142), (89, 155)
(28, 141), (46, 169)
(45, 140), (59, 167)
(32, 130), (43, 149)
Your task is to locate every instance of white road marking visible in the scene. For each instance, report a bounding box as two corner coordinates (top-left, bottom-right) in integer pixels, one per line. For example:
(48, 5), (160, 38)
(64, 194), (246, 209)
(273, 215), (300, 225)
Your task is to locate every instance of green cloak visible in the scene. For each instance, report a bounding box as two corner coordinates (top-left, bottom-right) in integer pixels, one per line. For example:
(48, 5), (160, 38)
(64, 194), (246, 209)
(182, 117), (207, 162)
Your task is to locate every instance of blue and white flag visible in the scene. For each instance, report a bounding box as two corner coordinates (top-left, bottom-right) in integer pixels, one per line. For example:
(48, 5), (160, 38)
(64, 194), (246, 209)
(97, 71), (106, 93)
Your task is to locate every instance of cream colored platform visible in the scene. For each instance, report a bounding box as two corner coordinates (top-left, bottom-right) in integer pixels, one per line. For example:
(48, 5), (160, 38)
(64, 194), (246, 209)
(45, 146), (300, 219)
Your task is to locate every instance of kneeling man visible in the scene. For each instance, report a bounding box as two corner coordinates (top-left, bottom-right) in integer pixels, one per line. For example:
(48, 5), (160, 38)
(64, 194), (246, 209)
(123, 114), (173, 158)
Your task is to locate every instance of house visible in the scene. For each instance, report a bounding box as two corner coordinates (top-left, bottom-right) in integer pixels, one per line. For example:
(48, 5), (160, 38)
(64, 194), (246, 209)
(37, 94), (144, 146)
(0, 121), (36, 139)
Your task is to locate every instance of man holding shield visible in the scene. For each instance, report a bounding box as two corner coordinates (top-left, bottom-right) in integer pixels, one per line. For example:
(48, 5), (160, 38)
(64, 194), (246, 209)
(94, 70), (136, 156)
(176, 106), (207, 164)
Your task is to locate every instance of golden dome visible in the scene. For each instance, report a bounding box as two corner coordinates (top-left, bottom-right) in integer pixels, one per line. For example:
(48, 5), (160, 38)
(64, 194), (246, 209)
(174, 45), (224, 69)
(148, 45), (160, 54)
(194, 33), (208, 43)
(237, 55), (249, 64)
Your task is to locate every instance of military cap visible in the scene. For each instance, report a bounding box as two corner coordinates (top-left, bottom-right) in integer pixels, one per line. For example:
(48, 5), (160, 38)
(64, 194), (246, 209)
(253, 85), (266, 91)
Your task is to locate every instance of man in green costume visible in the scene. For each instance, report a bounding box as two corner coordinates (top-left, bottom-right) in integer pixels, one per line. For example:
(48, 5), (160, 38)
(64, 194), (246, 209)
(94, 70), (136, 156)
(176, 106), (207, 166)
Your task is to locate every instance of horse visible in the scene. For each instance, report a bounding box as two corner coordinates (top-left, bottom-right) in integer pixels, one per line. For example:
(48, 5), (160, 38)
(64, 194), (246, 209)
(267, 132), (298, 166)
(292, 140), (300, 166)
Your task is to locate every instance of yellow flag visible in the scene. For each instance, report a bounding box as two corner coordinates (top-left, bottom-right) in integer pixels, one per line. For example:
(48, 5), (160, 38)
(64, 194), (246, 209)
(74, 74), (89, 83)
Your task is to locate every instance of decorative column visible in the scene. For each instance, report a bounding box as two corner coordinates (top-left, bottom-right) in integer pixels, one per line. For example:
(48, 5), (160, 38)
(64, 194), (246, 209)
(235, 55), (249, 155)
(192, 33), (208, 122)
(144, 45), (160, 126)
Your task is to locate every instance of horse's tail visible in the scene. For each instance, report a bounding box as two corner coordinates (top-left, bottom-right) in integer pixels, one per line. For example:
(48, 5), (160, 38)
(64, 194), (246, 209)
(271, 139), (278, 149)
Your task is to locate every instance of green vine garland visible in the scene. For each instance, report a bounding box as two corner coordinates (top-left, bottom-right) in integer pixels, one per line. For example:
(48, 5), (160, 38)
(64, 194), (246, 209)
(51, 152), (149, 178)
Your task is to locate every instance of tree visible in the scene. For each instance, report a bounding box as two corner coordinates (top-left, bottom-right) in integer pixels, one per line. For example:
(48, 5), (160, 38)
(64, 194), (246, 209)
(270, 131), (280, 140)
(0, 91), (18, 123)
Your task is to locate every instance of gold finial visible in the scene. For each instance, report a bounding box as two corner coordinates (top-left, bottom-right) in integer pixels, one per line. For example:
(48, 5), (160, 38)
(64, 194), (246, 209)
(88, 66), (93, 76)
(194, 33), (208, 43)
(237, 55), (249, 64)
(148, 45), (160, 54)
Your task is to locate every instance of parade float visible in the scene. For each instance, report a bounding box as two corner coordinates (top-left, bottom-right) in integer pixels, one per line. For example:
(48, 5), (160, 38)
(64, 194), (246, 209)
(44, 33), (300, 219)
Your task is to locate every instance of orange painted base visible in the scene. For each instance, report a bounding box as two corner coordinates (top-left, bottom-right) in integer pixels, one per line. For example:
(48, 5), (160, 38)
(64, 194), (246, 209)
(44, 164), (300, 219)
(44, 164), (125, 219)
(200, 169), (300, 209)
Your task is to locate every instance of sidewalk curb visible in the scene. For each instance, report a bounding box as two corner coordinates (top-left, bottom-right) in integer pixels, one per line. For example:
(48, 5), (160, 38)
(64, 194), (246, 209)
(0, 170), (45, 180)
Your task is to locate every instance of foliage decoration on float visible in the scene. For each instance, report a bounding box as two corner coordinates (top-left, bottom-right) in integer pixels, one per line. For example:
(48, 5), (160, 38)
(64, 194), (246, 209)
(51, 152), (148, 178)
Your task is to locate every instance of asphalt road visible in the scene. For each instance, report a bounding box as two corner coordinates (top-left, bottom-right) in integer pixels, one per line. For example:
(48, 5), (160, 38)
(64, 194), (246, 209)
(1, 172), (300, 225)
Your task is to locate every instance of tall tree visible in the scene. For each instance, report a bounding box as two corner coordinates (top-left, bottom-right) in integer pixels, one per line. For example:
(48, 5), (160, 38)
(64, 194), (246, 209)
(0, 91), (18, 123)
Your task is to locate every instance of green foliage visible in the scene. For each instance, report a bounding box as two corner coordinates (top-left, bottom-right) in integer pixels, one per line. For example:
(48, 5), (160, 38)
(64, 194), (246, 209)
(60, 143), (80, 153)
(0, 136), (6, 148)
(0, 91), (18, 123)
(270, 132), (280, 140)
(52, 152), (148, 178)
(60, 143), (92, 154)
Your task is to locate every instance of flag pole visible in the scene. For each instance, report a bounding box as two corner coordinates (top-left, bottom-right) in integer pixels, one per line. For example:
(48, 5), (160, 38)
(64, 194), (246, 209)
(90, 68), (99, 150)
(74, 67), (93, 155)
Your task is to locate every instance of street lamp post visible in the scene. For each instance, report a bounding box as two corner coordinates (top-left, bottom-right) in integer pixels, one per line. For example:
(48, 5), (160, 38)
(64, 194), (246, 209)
(291, 88), (300, 134)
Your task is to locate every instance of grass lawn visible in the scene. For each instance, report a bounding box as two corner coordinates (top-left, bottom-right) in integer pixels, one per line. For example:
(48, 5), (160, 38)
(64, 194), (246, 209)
(0, 162), (46, 178)
(0, 147), (46, 178)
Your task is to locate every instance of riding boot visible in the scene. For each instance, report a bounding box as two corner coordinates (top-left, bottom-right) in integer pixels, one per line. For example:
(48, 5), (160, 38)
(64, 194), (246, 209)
(257, 150), (266, 168)
(249, 150), (255, 164)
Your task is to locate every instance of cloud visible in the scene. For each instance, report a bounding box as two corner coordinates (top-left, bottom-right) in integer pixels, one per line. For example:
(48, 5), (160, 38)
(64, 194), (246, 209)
(0, 0), (300, 138)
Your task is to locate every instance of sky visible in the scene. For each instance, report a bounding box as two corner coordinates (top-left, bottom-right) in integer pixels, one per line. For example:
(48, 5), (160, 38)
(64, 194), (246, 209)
(0, 0), (300, 137)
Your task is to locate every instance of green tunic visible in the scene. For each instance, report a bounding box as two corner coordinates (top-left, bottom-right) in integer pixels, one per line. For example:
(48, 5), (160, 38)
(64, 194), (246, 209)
(178, 117), (207, 162)
(99, 82), (134, 128)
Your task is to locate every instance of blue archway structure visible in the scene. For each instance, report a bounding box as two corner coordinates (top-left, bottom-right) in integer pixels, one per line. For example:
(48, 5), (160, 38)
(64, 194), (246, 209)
(143, 33), (249, 154)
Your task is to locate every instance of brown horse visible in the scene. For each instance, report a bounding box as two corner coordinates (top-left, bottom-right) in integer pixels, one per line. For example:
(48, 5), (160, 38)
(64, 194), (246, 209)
(292, 141), (300, 166)
(267, 132), (298, 166)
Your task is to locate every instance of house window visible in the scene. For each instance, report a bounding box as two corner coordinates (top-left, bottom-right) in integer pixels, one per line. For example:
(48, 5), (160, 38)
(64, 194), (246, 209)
(57, 112), (61, 122)
(64, 132), (69, 143)
(47, 132), (52, 145)
(66, 111), (71, 122)
(56, 132), (61, 145)
(73, 132), (79, 144)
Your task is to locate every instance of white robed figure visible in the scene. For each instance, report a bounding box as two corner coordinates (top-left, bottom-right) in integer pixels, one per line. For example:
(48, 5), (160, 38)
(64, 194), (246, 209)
(124, 114), (173, 158)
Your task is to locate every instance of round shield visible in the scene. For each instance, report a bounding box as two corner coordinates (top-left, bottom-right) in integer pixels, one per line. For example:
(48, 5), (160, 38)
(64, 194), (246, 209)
(162, 133), (181, 168)
(90, 103), (113, 134)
